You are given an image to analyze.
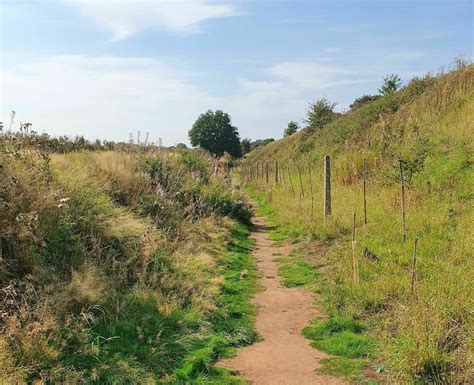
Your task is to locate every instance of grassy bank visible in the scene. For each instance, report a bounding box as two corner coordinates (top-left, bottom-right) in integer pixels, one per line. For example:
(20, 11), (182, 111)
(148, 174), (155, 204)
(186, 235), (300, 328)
(243, 65), (473, 383)
(1, 138), (257, 383)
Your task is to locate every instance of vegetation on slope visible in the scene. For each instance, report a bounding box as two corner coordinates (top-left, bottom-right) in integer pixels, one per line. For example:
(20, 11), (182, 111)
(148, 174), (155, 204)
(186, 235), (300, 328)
(243, 64), (474, 383)
(0, 137), (257, 384)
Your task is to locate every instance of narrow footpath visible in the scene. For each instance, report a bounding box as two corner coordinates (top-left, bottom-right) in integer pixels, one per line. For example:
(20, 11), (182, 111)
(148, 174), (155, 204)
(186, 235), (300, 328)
(218, 213), (347, 384)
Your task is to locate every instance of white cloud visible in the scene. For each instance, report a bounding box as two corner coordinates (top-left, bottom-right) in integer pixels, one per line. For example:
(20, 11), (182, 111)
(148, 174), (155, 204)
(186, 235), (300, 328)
(1, 54), (383, 144)
(64, 0), (237, 40)
(1, 53), (220, 144)
(268, 61), (376, 90)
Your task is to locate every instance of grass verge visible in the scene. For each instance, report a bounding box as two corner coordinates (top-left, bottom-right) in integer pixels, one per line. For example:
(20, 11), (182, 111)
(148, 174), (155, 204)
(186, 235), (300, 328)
(172, 222), (259, 384)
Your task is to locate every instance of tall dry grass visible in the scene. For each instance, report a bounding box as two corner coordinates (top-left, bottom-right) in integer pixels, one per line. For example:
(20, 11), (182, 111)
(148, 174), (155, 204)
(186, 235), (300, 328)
(0, 138), (252, 383)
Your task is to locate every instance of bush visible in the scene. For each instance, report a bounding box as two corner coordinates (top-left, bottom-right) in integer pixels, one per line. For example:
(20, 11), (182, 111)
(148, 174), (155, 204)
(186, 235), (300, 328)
(201, 185), (252, 224)
(284, 121), (299, 137)
(304, 98), (337, 130)
(349, 95), (380, 110)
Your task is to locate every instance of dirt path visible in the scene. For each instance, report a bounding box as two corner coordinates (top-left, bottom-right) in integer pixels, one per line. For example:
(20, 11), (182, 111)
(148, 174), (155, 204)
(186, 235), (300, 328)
(218, 215), (347, 384)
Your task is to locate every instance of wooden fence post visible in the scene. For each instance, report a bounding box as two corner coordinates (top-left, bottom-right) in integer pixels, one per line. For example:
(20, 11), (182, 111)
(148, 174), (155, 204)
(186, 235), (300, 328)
(279, 163), (286, 187)
(410, 238), (418, 295)
(352, 212), (359, 285)
(287, 166), (296, 198)
(275, 160), (279, 184)
(399, 159), (406, 242)
(297, 165), (304, 200)
(324, 155), (331, 217)
(265, 162), (269, 184)
(308, 162), (314, 222)
(363, 159), (367, 225)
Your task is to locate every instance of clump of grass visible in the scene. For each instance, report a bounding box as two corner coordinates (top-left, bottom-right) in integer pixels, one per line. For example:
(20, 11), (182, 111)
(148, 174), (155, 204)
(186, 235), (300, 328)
(302, 317), (375, 381)
(318, 357), (371, 382)
(303, 318), (373, 358)
(279, 260), (319, 288)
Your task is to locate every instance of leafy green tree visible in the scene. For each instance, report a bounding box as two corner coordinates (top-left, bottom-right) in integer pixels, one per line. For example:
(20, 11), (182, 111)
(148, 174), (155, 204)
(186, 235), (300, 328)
(241, 138), (251, 155)
(250, 138), (274, 150)
(188, 110), (242, 158)
(378, 74), (402, 95)
(284, 121), (299, 137)
(176, 143), (187, 149)
(304, 98), (337, 130)
(349, 95), (380, 110)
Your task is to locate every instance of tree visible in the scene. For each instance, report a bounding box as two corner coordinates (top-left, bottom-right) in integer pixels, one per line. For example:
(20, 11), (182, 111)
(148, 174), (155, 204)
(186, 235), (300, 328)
(304, 98), (337, 130)
(176, 143), (187, 149)
(188, 110), (242, 158)
(250, 138), (274, 150)
(241, 138), (251, 155)
(378, 74), (402, 95)
(284, 121), (299, 137)
(349, 95), (380, 110)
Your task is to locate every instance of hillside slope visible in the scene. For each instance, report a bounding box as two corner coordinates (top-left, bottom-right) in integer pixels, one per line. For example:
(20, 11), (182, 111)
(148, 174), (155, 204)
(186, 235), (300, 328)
(243, 64), (473, 383)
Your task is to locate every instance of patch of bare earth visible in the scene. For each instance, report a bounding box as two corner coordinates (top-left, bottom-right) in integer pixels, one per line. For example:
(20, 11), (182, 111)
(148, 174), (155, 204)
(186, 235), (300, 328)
(218, 215), (346, 384)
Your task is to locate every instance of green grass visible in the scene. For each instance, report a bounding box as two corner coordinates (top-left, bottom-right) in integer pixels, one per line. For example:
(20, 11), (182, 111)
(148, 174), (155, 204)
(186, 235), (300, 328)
(302, 317), (375, 381)
(56, 223), (257, 385)
(303, 317), (373, 358)
(318, 357), (371, 382)
(279, 260), (320, 288)
(172, 223), (259, 384)
(242, 65), (474, 383)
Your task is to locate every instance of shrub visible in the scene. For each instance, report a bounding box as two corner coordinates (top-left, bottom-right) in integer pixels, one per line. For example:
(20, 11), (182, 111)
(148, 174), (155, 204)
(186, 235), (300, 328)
(379, 74), (402, 95)
(200, 185), (251, 224)
(284, 121), (299, 137)
(349, 95), (381, 110)
(304, 98), (338, 130)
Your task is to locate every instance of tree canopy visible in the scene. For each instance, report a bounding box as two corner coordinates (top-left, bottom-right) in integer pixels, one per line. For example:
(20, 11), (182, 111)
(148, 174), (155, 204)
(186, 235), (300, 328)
(188, 110), (242, 158)
(378, 74), (402, 95)
(304, 98), (337, 130)
(241, 138), (251, 155)
(250, 138), (274, 150)
(284, 121), (299, 137)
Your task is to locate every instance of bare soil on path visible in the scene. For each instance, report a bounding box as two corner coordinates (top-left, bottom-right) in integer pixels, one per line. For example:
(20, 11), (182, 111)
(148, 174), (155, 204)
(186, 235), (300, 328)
(218, 214), (346, 384)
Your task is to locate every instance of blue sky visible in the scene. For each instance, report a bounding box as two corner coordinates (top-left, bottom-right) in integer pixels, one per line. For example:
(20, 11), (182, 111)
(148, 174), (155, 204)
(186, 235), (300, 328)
(1, 0), (472, 145)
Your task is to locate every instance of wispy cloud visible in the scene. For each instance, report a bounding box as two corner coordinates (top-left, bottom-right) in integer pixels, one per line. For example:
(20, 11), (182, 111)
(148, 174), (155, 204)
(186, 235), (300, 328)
(2, 53), (219, 143)
(268, 61), (376, 90)
(64, 0), (238, 40)
(3, 54), (357, 143)
(0, 49), (440, 143)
